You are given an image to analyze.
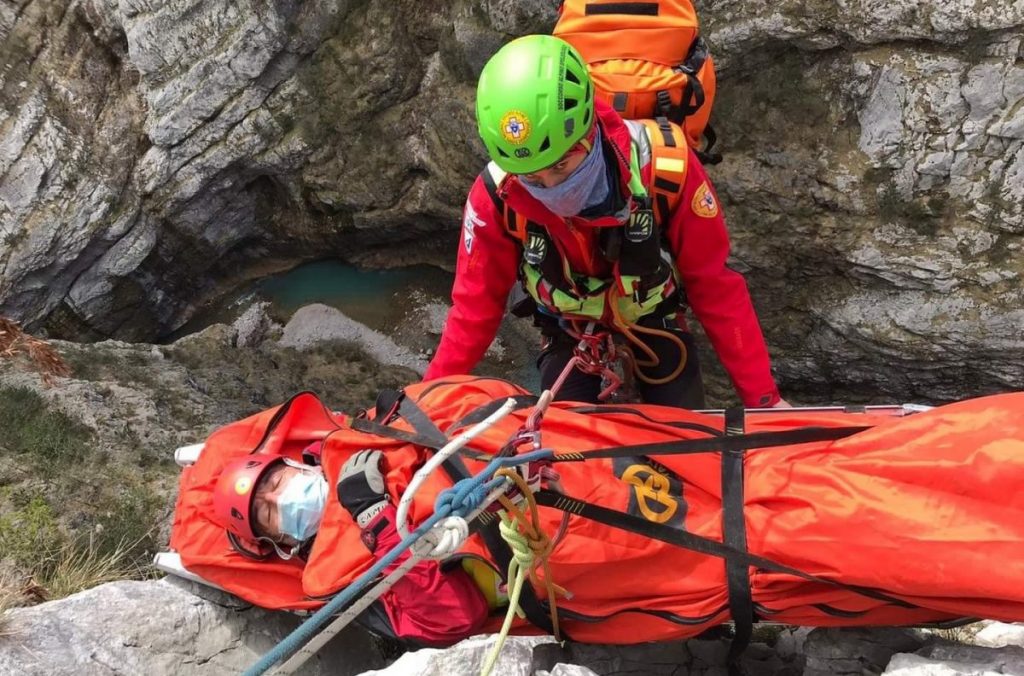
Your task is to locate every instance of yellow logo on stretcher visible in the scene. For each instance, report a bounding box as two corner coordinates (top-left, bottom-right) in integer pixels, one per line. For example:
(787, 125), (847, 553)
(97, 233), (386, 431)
(622, 464), (679, 524)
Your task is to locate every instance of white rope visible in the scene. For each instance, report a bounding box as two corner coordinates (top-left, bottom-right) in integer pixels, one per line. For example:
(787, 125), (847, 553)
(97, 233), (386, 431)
(396, 398), (518, 542)
(412, 515), (470, 559)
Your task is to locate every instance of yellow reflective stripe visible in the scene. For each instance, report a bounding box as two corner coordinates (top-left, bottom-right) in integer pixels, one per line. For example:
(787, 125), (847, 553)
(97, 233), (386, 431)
(654, 157), (685, 175)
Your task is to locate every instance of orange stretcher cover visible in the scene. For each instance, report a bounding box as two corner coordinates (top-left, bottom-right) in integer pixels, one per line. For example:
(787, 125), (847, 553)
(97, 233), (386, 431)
(169, 376), (1024, 642)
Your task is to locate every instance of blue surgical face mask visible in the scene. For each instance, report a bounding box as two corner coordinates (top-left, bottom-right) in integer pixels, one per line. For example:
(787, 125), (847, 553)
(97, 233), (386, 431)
(521, 125), (609, 217)
(276, 462), (327, 543)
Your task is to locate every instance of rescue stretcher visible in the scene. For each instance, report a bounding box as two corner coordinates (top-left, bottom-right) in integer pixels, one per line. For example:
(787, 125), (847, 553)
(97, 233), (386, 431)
(158, 376), (1024, 674)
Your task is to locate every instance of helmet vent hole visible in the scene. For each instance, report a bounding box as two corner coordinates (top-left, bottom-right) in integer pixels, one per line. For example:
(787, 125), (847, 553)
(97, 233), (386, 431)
(538, 135), (550, 153)
(497, 146), (510, 158)
(231, 507), (244, 521)
(565, 97), (578, 111)
(583, 108), (592, 126)
(567, 50), (584, 68)
(565, 70), (581, 85)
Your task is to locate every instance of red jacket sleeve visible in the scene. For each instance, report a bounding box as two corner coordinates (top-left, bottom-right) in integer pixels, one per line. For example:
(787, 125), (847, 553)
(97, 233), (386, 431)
(424, 176), (520, 381)
(665, 150), (780, 407)
(365, 505), (489, 645)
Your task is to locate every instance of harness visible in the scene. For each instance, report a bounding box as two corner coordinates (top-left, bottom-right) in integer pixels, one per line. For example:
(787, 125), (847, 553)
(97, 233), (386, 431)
(481, 118), (691, 327)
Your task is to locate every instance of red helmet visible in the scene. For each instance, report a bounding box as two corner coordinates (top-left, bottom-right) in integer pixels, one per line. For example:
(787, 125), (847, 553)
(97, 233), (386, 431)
(211, 454), (285, 546)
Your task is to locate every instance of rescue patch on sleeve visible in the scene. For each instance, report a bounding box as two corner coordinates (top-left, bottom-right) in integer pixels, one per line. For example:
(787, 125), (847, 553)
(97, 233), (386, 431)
(691, 181), (719, 218)
(462, 201), (485, 254)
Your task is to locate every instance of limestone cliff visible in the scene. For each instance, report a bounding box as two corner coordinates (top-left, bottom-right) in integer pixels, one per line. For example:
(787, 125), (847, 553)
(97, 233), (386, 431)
(1, 0), (1021, 401)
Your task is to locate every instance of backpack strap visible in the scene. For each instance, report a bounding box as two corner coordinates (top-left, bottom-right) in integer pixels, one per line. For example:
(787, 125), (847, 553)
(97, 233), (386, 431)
(480, 162), (528, 244)
(638, 118), (690, 229)
(673, 36), (710, 120)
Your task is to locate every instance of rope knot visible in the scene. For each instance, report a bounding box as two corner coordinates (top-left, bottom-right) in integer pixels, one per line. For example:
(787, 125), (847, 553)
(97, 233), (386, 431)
(412, 516), (469, 560)
(435, 479), (487, 517)
(498, 516), (536, 569)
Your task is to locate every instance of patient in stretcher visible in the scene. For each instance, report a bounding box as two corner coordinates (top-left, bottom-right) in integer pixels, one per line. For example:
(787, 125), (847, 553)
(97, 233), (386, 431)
(175, 381), (1024, 647)
(208, 446), (491, 644)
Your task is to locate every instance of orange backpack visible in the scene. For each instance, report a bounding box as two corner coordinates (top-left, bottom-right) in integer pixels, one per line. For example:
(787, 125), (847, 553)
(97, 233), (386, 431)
(553, 0), (719, 161)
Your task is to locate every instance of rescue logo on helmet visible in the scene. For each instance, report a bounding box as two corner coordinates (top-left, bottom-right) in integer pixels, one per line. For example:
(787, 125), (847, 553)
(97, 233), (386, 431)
(234, 476), (252, 495)
(616, 458), (687, 526)
(499, 110), (531, 146)
(691, 182), (718, 218)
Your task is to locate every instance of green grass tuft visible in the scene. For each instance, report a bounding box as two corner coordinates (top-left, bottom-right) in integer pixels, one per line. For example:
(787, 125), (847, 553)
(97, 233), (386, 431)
(0, 386), (93, 469)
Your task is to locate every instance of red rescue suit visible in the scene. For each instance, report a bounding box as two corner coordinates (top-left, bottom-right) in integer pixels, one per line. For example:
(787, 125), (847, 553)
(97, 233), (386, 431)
(425, 101), (779, 407)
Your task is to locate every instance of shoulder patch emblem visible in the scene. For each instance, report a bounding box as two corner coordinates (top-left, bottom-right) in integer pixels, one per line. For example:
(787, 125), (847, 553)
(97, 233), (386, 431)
(463, 201), (485, 254)
(691, 182), (719, 218)
(499, 110), (531, 146)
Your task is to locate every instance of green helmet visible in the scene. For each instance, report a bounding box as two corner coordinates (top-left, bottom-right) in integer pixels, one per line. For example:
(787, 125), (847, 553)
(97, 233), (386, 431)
(475, 35), (594, 174)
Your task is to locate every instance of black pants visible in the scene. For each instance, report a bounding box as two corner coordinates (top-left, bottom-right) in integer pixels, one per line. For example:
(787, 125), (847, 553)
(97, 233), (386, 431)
(536, 318), (706, 409)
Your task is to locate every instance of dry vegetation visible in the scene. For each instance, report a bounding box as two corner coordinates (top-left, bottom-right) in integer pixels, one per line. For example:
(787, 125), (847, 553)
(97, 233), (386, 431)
(0, 537), (144, 637)
(40, 535), (150, 601)
(0, 317), (71, 384)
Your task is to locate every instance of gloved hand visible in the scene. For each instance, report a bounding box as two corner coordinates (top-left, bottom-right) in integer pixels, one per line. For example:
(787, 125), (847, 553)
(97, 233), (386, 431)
(337, 449), (390, 528)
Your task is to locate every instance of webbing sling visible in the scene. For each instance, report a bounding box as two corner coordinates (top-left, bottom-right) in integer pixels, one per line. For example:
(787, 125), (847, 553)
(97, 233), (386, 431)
(352, 389), (558, 636)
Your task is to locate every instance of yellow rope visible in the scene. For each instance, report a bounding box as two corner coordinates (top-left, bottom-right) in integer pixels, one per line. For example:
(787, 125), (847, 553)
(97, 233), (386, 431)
(479, 470), (566, 676)
(608, 289), (687, 386)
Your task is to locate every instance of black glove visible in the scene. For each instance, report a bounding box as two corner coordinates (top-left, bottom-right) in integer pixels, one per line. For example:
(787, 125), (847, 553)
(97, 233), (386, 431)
(337, 449), (390, 528)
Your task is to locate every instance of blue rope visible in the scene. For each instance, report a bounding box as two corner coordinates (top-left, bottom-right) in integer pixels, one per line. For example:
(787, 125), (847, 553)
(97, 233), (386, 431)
(243, 448), (555, 675)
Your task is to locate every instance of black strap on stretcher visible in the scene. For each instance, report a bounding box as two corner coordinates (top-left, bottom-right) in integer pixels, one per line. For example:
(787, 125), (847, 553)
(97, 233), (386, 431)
(549, 423), (870, 462)
(722, 408), (753, 673)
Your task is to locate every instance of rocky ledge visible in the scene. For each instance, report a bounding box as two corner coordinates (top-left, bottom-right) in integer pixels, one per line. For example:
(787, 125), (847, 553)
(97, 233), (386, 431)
(2, 577), (1023, 676)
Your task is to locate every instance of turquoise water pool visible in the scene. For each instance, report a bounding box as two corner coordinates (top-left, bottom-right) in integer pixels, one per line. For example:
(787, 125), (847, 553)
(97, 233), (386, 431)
(170, 259), (540, 391)
(254, 260), (454, 331)
(171, 260), (454, 337)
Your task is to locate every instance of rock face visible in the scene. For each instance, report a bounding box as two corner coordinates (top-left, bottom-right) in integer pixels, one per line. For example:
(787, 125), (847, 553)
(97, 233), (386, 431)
(884, 642), (1024, 675)
(7, 582), (1023, 676)
(702, 0), (1024, 403)
(0, 578), (386, 675)
(1, 0), (1022, 403)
